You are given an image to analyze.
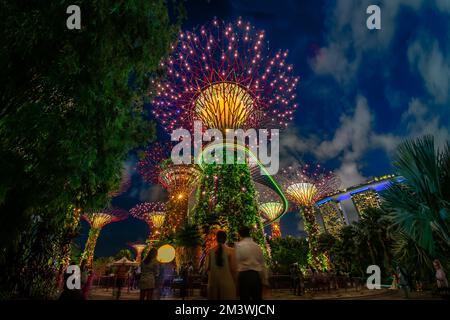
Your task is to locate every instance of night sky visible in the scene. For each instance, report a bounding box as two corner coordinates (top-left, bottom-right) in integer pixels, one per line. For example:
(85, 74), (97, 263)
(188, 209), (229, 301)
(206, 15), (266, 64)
(77, 0), (450, 258)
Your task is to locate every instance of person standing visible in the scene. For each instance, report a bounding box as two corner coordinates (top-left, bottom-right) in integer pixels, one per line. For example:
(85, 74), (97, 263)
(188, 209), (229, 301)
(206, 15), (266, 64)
(115, 263), (129, 300)
(433, 259), (449, 291)
(235, 226), (268, 300)
(206, 230), (237, 300)
(139, 248), (159, 300)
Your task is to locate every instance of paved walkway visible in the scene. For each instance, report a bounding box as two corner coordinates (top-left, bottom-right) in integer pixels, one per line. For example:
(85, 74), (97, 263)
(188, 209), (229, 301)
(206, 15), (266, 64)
(88, 287), (439, 300)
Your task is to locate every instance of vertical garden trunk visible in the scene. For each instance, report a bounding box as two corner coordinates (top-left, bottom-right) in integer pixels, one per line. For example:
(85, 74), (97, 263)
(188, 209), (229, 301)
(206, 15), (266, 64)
(301, 206), (326, 270)
(80, 227), (101, 269)
(194, 163), (267, 255)
(163, 195), (189, 237)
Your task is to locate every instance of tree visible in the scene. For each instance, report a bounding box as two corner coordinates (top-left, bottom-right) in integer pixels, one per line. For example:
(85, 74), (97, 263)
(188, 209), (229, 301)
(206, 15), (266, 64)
(382, 136), (450, 283)
(383, 136), (450, 266)
(174, 223), (203, 270)
(194, 163), (267, 254)
(269, 236), (309, 273)
(0, 0), (182, 298)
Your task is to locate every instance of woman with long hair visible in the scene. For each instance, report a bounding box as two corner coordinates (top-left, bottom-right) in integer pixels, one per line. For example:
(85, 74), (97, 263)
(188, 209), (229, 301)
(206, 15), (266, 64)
(139, 248), (159, 300)
(206, 230), (237, 300)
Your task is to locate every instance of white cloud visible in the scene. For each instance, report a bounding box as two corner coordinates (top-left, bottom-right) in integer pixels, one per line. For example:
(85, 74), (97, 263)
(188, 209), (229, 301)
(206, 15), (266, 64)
(280, 96), (399, 188)
(335, 161), (366, 189)
(408, 38), (450, 104)
(311, 0), (425, 84)
(402, 98), (450, 147)
(303, 0), (450, 189)
(436, 0), (450, 13)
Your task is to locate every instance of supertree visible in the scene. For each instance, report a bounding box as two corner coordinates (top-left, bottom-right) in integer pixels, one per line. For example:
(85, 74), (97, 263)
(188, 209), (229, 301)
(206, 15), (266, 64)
(280, 163), (340, 270)
(128, 242), (147, 263)
(130, 201), (166, 241)
(137, 142), (170, 185)
(256, 183), (285, 239)
(80, 208), (128, 269)
(138, 143), (201, 235)
(259, 202), (283, 238)
(159, 163), (201, 234)
(150, 18), (298, 132)
(149, 19), (299, 249)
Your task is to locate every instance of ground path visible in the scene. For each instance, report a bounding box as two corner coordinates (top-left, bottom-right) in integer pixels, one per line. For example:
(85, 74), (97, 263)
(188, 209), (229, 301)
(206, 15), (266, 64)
(89, 287), (439, 300)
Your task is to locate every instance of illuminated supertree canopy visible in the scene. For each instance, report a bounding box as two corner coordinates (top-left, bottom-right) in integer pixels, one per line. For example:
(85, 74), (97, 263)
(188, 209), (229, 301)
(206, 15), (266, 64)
(137, 140), (200, 236)
(81, 208), (128, 229)
(150, 18), (299, 132)
(159, 163), (201, 234)
(259, 202), (284, 222)
(256, 184), (284, 238)
(137, 142), (200, 198)
(280, 164), (340, 207)
(159, 163), (201, 197)
(130, 201), (166, 240)
(80, 208), (128, 269)
(128, 242), (147, 263)
(137, 142), (171, 184)
(280, 163), (340, 270)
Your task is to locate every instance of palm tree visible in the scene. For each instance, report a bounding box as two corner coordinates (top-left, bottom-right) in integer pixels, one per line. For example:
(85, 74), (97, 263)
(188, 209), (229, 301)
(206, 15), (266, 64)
(383, 135), (450, 263)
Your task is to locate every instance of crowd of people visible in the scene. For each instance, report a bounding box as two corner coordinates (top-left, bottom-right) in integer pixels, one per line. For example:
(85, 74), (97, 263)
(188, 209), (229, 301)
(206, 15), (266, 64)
(59, 227), (449, 300)
(134, 226), (269, 300)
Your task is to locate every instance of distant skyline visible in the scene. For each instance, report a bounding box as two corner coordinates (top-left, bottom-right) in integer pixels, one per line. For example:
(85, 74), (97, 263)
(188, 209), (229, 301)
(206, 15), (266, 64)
(78, 0), (450, 257)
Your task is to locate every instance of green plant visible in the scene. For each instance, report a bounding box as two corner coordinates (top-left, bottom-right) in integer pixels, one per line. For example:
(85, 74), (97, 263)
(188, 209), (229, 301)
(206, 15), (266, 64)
(0, 0), (182, 298)
(383, 136), (450, 267)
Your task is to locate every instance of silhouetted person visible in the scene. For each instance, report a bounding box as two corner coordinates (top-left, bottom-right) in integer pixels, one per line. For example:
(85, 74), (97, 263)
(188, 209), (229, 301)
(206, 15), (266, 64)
(139, 248), (159, 300)
(235, 226), (267, 300)
(206, 230), (237, 299)
(115, 263), (129, 300)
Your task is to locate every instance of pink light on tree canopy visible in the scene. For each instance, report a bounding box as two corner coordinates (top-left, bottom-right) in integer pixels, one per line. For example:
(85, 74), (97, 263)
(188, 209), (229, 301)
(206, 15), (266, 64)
(150, 18), (299, 133)
(279, 163), (340, 207)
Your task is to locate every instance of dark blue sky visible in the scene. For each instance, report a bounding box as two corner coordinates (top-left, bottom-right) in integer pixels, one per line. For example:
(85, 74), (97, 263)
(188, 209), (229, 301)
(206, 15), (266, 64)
(78, 0), (450, 257)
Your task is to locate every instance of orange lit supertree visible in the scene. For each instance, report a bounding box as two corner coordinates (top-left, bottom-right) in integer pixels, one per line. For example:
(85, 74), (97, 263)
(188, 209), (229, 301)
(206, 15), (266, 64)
(256, 183), (284, 239)
(138, 143), (200, 236)
(130, 201), (166, 241)
(149, 19), (299, 249)
(80, 208), (128, 269)
(128, 242), (147, 263)
(280, 164), (340, 270)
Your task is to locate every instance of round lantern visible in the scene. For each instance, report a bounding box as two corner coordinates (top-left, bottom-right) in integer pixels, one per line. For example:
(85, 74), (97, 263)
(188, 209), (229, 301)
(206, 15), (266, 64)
(157, 244), (176, 263)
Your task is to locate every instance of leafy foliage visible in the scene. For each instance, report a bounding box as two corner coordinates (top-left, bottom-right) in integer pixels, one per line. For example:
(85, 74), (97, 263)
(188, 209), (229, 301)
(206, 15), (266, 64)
(174, 223), (203, 248)
(194, 163), (266, 250)
(0, 0), (181, 298)
(380, 135), (450, 284)
(269, 236), (309, 272)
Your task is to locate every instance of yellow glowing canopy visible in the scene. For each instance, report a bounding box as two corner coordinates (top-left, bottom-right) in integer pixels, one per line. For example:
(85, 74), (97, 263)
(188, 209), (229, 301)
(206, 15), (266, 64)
(286, 182), (318, 206)
(195, 82), (254, 130)
(84, 212), (115, 229)
(259, 202), (284, 221)
(149, 212), (166, 228)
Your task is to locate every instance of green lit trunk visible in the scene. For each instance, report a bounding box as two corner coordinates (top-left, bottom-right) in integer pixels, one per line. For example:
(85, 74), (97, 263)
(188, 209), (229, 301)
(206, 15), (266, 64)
(80, 227), (101, 270)
(194, 163), (267, 258)
(301, 206), (326, 270)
